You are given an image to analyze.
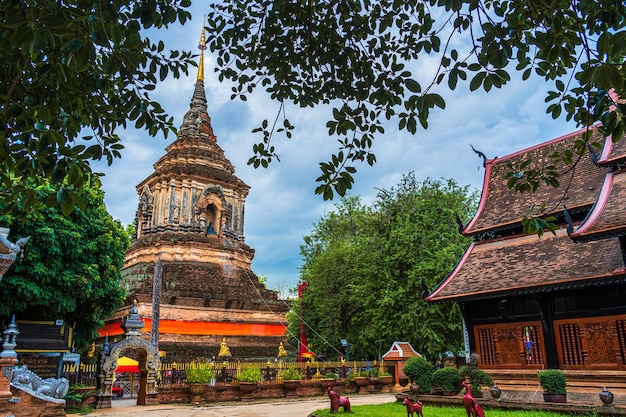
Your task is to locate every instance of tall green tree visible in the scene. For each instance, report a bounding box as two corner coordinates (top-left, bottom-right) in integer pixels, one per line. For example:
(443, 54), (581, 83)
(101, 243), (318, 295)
(295, 174), (477, 360)
(0, 177), (129, 350)
(359, 176), (478, 360)
(297, 196), (373, 359)
(206, 0), (626, 200)
(0, 0), (194, 216)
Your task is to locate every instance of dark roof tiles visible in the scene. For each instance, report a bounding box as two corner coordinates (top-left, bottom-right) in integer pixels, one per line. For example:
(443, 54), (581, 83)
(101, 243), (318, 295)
(464, 128), (606, 235)
(425, 229), (624, 302)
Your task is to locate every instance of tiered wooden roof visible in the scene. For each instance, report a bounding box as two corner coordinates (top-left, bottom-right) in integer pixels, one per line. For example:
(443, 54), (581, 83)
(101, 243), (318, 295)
(463, 128), (605, 235)
(426, 229), (625, 302)
(570, 135), (626, 242)
(426, 127), (626, 303)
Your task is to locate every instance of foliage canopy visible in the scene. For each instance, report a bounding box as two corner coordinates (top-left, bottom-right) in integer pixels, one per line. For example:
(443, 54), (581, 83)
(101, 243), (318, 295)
(0, 0), (195, 216)
(291, 174), (477, 361)
(0, 177), (128, 350)
(206, 0), (626, 201)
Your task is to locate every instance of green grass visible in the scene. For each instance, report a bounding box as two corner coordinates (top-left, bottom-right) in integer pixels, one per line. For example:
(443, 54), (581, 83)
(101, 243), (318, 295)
(312, 402), (600, 417)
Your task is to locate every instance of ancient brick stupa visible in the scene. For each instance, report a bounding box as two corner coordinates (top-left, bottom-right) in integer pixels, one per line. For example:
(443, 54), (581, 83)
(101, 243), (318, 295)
(99, 27), (288, 361)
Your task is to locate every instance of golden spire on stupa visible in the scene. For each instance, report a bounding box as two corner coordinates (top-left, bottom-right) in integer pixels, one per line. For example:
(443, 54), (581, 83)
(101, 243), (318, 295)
(197, 18), (207, 82)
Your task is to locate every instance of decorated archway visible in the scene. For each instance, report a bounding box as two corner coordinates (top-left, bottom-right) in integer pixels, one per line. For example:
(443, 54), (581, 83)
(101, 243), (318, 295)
(96, 302), (161, 409)
(194, 185), (228, 236)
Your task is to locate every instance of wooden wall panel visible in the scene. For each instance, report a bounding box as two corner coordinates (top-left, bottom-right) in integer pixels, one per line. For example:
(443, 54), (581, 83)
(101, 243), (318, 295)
(554, 314), (626, 369)
(474, 321), (545, 369)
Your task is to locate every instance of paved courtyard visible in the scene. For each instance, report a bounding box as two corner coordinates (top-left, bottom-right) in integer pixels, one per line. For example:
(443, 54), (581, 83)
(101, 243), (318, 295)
(90, 394), (394, 417)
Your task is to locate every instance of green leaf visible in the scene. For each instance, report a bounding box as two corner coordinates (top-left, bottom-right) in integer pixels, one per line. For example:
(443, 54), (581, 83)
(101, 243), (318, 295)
(405, 79), (421, 93)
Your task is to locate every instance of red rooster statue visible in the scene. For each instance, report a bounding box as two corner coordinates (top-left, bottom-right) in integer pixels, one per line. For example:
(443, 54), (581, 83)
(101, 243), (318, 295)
(461, 380), (485, 417)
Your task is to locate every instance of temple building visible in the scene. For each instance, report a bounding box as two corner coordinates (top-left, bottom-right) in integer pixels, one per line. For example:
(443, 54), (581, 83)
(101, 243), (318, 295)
(99, 28), (288, 360)
(426, 127), (626, 374)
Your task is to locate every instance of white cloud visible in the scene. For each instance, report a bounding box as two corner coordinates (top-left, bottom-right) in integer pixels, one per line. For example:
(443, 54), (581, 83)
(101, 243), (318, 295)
(96, 3), (580, 293)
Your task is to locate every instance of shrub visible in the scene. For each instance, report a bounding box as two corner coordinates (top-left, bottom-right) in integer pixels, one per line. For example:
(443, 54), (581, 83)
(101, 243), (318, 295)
(238, 367), (262, 383)
(280, 367), (303, 381)
(432, 367), (462, 392)
(403, 356), (433, 394)
(323, 371), (339, 380)
(459, 365), (493, 394)
(538, 369), (567, 395)
(186, 365), (216, 384)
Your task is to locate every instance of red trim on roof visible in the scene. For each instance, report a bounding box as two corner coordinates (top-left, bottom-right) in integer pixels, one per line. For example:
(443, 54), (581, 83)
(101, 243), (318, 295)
(598, 135), (614, 164)
(425, 243), (476, 301)
(571, 172), (614, 237)
(463, 161), (494, 234)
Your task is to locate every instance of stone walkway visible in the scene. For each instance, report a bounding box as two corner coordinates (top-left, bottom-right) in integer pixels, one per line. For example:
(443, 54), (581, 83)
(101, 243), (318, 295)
(90, 394), (393, 417)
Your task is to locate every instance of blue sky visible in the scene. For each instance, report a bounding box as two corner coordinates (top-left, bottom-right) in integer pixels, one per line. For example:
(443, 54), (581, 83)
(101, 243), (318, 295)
(94, 4), (578, 296)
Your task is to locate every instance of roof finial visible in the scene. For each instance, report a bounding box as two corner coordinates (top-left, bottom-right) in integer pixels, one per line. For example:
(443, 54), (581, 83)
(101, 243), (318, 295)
(197, 17), (207, 82)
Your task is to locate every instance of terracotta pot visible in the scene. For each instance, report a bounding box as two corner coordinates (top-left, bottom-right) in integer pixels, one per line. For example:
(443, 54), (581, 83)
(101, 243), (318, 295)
(543, 393), (567, 403)
(188, 383), (208, 403)
(378, 375), (392, 386)
(239, 382), (259, 394)
(409, 382), (420, 394)
(283, 381), (300, 398)
(320, 378), (336, 389)
(354, 377), (370, 394)
(354, 377), (369, 386)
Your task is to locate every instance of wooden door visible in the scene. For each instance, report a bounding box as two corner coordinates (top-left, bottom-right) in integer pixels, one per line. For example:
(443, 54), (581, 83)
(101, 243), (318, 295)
(474, 322), (545, 368)
(554, 314), (626, 369)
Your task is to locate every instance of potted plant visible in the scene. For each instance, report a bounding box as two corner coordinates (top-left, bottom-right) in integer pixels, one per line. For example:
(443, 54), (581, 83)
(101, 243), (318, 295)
(320, 371), (339, 389)
(281, 367), (303, 382)
(354, 370), (371, 394)
(403, 356), (434, 395)
(538, 369), (567, 403)
(238, 367), (262, 399)
(377, 371), (393, 392)
(459, 365), (493, 398)
(280, 367), (302, 397)
(432, 367), (462, 395)
(186, 365), (216, 403)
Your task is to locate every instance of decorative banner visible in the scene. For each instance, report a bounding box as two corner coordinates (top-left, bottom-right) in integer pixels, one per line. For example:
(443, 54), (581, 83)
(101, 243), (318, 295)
(98, 319), (285, 337)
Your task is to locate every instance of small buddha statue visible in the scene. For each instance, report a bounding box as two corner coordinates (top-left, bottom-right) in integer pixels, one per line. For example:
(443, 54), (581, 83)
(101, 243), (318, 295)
(218, 337), (231, 357)
(278, 342), (288, 357)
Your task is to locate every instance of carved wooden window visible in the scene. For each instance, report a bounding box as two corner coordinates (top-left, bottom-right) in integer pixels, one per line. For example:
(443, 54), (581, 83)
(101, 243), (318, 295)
(554, 315), (626, 369)
(617, 319), (626, 365)
(557, 323), (584, 366)
(476, 328), (497, 365)
(474, 321), (545, 368)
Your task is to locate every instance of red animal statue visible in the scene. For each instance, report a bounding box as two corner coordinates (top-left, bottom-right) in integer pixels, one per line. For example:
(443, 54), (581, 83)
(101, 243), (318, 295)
(327, 385), (351, 413)
(461, 380), (485, 417)
(402, 397), (424, 417)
